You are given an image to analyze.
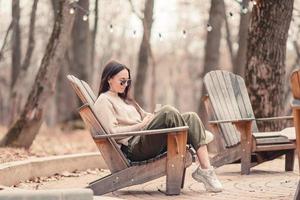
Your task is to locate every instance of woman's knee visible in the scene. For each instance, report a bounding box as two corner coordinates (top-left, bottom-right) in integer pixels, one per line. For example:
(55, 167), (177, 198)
(161, 105), (180, 115)
(182, 112), (200, 121)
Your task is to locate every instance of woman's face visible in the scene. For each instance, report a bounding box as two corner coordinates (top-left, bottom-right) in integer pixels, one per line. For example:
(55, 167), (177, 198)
(108, 69), (131, 93)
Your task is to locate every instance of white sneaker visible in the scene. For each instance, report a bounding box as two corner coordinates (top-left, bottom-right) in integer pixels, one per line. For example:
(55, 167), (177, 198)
(192, 166), (223, 193)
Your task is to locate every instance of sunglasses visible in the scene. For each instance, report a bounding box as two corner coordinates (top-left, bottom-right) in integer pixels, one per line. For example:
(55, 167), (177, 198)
(119, 79), (132, 86)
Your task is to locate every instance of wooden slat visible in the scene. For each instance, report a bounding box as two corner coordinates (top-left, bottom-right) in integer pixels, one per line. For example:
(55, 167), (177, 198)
(253, 132), (282, 138)
(221, 71), (243, 119)
(78, 104), (130, 172)
(215, 71), (240, 145)
(255, 137), (291, 145)
(204, 72), (238, 147)
(231, 73), (259, 132)
(81, 80), (97, 102)
(255, 143), (296, 152)
(67, 75), (89, 104)
(93, 126), (189, 139)
(73, 76), (95, 105)
(210, 71), (237, 146)
(255, 116), (293, 121)
(222, 71), (245, 145)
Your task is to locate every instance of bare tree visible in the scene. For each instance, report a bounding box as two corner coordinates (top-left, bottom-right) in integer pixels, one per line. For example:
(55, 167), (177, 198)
(11, 0), (21, 89)
(132, 0), (154, 107)
(9, 0), (39, 125)
(71, 0), (90, 82)
(245, 0), (294, 131)
(198, 0), (225, 124)
(53, 0), (90, 124)
(233, 0), (250, 77)
(0, 0), (75, 148)
(224, 6), (234, 68)
(90, 0), (99, 71)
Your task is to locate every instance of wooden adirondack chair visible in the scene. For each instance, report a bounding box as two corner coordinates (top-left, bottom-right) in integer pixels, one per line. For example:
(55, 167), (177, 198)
(66, 75), (193, 195)
(203, 70), (296, 175)
(290, 69), (300, 175)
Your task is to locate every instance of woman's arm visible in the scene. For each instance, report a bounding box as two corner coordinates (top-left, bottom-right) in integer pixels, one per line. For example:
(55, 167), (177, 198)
(94, 97), (148, 133)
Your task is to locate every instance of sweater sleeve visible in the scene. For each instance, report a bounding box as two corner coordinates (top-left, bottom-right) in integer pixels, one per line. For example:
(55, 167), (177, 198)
(94, 96), (144, 134)
(131, 100), (152, 119)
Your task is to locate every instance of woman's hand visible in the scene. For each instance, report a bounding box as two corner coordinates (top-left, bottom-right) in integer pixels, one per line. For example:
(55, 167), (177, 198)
(141, 113), (154, 127)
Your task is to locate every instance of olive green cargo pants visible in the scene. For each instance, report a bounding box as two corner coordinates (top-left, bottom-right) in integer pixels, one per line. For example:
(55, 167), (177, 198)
(125, 105), (209, 161)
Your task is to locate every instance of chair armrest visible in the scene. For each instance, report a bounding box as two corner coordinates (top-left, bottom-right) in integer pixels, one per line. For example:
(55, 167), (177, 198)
(209, 116), (292, 125)
(209, 118), (254, 124)
(93, 126), (189, 139)
(291, 99), (300, 109)
(255, 116), (293, 121)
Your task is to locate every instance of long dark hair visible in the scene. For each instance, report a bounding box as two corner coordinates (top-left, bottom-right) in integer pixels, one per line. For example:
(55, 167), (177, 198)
(98, 60), (132, 100)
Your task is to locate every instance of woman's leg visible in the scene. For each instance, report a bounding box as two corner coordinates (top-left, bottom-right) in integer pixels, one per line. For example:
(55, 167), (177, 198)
(181, 112), (211, 168)
(127, 105), (186, 161)
(197, 145), (211, 169)
(181, 112), (223, 192)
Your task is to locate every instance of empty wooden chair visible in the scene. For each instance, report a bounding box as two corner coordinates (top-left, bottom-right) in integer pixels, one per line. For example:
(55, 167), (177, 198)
(290, 69), (300, 176)
(66, 75), (193, 195)
(203, 70), (296, 175)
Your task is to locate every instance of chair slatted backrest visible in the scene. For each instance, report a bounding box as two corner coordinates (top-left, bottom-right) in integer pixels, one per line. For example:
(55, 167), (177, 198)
(291, 69), (300, 99)
(204, 70), (259, 147)
(67, 75), (130, 171)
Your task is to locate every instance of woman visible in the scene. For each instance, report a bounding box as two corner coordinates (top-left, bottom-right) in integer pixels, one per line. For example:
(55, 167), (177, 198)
(94, 60), (223, 193)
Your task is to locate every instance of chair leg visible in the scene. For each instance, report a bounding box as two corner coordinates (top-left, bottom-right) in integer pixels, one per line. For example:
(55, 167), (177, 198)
(181, 168), (186, 189)
(285, 150), (295, 171)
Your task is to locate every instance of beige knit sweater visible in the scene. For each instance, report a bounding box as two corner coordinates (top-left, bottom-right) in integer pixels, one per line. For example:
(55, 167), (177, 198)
(93, 91), (149, 145)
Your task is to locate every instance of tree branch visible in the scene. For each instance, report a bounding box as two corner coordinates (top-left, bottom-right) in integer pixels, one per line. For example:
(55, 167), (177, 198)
(0, 21), (13, 61)
(21, 0), (38, 71)
(128, 0), (143, 20)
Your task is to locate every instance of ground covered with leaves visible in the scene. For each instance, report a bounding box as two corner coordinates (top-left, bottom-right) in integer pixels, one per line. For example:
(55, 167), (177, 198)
(0, 124), (98, 164)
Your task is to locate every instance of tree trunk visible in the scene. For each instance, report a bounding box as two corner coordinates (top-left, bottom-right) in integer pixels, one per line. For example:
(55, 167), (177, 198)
(224, 6), (234, 68)
(198, 0), (225, 122)
(9, 0), (39, 125)
(71, 0), (90, 82)
(245, 0), (294, 131)
(0, 0), (75, 148)
(67, 0), (90, 121)
(90, 0), (99, 71)
(233, 0), (250, 77)
(55, 50), (77, 123)
(52, 0), (77, 124)
(134, 0), (154, 107)
(11, 0), (21, 89)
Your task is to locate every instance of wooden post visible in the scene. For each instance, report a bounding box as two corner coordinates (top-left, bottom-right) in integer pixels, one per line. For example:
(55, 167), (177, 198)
(293, 109), (300, 173)
(233, 121), (252, 175)
(166, 131), (188, 195)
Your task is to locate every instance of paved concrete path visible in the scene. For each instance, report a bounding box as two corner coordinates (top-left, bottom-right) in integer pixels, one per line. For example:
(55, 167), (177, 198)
(14, 158), (299, 200)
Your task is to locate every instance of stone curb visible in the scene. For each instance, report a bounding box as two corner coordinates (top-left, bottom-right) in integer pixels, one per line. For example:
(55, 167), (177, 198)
(0, 152), (107, 186)
(0, 188), (93, 200)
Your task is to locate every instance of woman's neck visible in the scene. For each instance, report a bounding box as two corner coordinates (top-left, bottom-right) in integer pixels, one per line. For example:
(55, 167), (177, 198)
(107, 90), (118, 96)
